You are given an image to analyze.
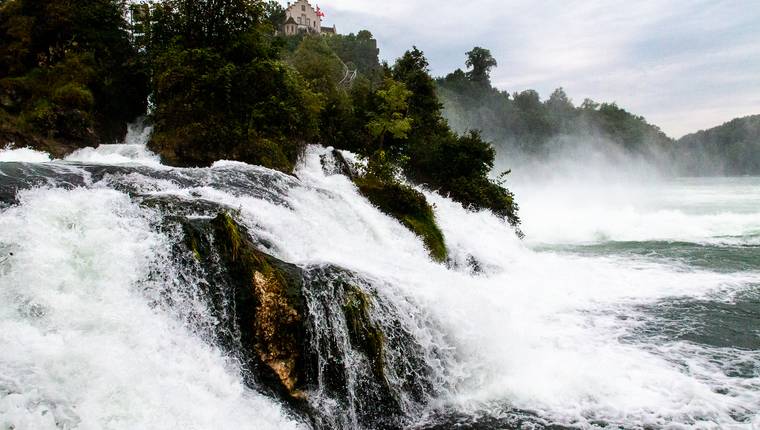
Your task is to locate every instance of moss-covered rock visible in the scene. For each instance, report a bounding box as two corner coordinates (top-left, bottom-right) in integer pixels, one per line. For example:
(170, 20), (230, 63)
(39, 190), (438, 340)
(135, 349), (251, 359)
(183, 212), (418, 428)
(172, 210), (431, 428)
(343, 284), (387, 384)
(148, 128), (303, 173)
(183, 212), (308, 401)
(355, 176), (447, 263)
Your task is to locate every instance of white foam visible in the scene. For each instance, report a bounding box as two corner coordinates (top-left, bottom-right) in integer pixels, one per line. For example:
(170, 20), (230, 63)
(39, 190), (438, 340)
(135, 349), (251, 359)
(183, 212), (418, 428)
(0, 187), (305, 430)
(513, 177), (760, 246)
(64, 143), (163, 167)
(2, 144), (758, 428)
(283, 146), (759, 427)
(64, 122), (163, 167)
(0, 145), (52, 163)
(68, 145), (760, 427)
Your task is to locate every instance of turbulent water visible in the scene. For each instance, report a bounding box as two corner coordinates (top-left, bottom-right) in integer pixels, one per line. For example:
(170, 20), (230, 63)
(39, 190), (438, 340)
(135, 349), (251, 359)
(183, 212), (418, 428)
(1, 128), (759, 429)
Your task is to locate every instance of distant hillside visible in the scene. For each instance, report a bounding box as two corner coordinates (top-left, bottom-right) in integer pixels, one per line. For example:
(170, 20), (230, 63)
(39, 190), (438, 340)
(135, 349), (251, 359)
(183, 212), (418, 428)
(436, 48), (673, 160)
(675, 115), (760, 175)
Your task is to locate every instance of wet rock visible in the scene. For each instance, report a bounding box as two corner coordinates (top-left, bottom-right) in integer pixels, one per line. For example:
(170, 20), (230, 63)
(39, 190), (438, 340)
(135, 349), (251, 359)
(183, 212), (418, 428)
(173, 212), (435, 429)
(343, 284), (387, 386)
(301, 267), (438, 430)
(181, 213), (308, 402)
(321, 149), (358, 179)
(0, 128), (89, 159)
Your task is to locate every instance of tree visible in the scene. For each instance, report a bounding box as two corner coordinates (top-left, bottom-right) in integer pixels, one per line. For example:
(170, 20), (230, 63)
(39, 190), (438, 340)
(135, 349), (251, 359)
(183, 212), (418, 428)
(581, 98), (599, 110)
(0, 0), (148, 143)
(546, 87), (574, 112)
(323, 30), (382, 78)
(545, 87), (575, 132)
(465, 47), (497, 85)
(262, 1), (285, 30)
(392, 47), (445, 137)
(146, 0), (321, 171)
(366, 79), (412, 152)
(289, 36), (344, 94)
(147, 0), (264, 50)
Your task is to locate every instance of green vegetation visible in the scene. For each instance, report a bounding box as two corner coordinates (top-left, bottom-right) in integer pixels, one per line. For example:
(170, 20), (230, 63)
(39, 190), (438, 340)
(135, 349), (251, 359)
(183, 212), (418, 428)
(676, 115), (760, 175)
(280, 36), (522, 242)
(437, 47), (673, 156)
(392, 48), (521, 228)
(0, 1), (522, 241)
(323, 30), (383, 78)
(465, 47), (498, 85)
(366, 79), (413, 150)
(0, 0), (148, 146)
(141, 0), (321, 170)
(355, 174), (447, 262)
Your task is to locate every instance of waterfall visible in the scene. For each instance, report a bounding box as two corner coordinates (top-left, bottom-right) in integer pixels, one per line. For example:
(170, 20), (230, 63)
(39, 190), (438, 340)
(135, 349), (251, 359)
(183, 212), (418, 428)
(1, 134), (759, 429)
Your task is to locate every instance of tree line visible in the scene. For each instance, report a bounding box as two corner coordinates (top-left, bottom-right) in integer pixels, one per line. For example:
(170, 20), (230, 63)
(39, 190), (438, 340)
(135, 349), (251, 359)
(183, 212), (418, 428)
(0, 0), (522, 253)
(437, 47), (673, 158)
(437, 47), (760, 176)
(675, 115), (760, 175)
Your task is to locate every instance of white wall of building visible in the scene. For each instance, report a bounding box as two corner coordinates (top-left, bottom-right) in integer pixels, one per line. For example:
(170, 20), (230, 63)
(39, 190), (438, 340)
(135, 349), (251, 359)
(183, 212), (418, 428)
(284, 0), (321, 35)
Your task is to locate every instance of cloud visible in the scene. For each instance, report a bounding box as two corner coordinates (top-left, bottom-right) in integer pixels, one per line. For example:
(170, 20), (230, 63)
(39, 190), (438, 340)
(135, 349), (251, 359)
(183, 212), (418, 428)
(315, 0), (760, 137)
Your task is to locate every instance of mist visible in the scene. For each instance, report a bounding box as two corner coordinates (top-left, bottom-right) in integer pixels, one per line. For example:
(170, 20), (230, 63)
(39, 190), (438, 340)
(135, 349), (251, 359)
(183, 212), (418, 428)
(436, 51), (760, 184)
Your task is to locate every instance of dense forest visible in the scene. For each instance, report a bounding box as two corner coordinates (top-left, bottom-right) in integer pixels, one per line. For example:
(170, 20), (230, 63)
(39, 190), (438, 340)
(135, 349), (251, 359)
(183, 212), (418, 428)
(675, 115), (760, 175)
(1, 0), (757, 234)
(0, 0), (149, 155)
(0, 0), (521, 258)
(436, 48), (674, 159)
(436, 47), (760, 175)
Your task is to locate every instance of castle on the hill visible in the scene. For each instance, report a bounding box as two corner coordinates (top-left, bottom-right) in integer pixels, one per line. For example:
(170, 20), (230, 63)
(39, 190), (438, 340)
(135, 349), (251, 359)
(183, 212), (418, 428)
(282, 0), (336, 36)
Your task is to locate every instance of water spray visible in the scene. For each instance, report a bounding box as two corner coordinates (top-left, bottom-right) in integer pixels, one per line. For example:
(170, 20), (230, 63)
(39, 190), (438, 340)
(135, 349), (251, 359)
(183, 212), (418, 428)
(0, 252), (13, 264)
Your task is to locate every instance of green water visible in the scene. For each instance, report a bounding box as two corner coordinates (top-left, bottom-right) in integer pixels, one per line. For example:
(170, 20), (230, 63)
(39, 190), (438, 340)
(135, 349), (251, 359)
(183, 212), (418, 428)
(526, 176), (760, 372)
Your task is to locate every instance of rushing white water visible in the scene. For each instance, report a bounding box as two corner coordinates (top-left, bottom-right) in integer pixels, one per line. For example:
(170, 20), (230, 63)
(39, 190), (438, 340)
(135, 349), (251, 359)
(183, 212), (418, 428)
(289, 148), (760, 428)
(0, 145), (52, 163)
(64, 121), (163, 167)
(0, 187), (306, 430)
(1, 137), (759, 429)
(512, 176), (760, 246)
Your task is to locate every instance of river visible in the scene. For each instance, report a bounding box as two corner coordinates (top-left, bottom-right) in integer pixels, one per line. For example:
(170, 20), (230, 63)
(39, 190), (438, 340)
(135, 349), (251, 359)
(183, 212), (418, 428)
(0, 135), (758, 429)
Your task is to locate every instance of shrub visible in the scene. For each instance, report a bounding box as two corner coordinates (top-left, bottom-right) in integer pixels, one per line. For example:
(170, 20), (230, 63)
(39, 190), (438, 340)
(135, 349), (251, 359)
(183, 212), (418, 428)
(21, 99), (56, 134)
(52, 83), (94, 110)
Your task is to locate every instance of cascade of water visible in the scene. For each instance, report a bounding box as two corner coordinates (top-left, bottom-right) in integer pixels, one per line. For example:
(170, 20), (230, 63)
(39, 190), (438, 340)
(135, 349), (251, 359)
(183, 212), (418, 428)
(0, 186), (306, 430)
(0, 141), (759, 429)
(64, 120), (162, 167)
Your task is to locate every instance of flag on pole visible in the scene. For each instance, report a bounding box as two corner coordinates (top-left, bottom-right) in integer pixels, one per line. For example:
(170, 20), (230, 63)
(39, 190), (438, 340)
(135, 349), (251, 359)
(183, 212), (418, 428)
(317, 6), (326, 17)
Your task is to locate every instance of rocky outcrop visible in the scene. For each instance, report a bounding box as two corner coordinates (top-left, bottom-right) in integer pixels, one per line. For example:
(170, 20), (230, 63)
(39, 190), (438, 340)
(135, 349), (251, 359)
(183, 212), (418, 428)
(182, 213), (309, 401)
(0, 125), (89, 158)
(320, 148), (358, 179)
(343, 284), (386, 384)
(174, 209), (435, 429)
(148, 134), (304, 173)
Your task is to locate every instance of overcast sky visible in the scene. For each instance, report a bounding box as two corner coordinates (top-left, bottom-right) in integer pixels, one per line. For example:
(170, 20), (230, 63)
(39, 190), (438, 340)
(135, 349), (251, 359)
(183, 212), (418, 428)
(308, 0), (760, 138)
